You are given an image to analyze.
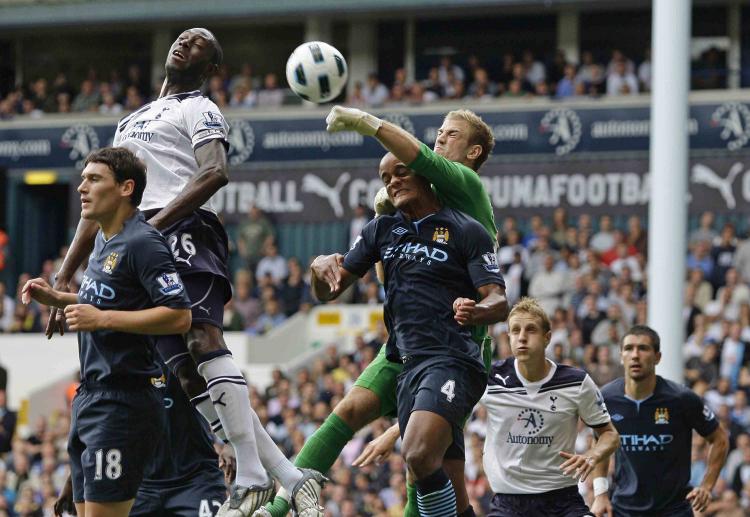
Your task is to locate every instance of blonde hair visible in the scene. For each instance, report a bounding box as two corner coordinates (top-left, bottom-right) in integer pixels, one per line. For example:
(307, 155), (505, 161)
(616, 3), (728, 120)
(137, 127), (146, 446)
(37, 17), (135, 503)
(445, 109), (495, 170)
(508, 297), (551, 334)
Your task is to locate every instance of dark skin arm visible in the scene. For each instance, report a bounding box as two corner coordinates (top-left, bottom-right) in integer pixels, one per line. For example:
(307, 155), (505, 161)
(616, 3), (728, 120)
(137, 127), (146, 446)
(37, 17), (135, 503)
(310, 253), (360, 302)
(147, 138), (228, 231)
(453, 284), (509, 326)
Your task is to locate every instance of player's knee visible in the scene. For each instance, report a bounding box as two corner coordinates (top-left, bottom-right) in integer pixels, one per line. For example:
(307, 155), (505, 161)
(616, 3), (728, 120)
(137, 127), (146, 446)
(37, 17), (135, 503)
(186, 324), (226, 359)
(332, 387), (380, 431)
(403, 442), (440, 479)
(176, 362), (207, 398)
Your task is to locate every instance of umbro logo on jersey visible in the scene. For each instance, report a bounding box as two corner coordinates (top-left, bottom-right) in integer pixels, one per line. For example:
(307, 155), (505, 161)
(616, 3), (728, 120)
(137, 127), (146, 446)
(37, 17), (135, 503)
(611, 413), (624, 422)
(392, 227), (407, 235)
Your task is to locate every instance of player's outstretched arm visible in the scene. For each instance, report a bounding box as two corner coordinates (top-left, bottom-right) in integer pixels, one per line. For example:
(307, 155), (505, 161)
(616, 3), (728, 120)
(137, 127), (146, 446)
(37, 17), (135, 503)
(63, 305), (191, 334)
(453, 284), (508, 326)
(687, 425), (729, 512)
(326, 106), (421, 165)
(148, 139), (228, 231)
(310, 253), (357, 301)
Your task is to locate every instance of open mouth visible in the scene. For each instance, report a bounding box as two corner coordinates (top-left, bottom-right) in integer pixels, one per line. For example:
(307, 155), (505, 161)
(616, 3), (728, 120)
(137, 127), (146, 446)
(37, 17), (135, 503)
(172, 49), (186, 61)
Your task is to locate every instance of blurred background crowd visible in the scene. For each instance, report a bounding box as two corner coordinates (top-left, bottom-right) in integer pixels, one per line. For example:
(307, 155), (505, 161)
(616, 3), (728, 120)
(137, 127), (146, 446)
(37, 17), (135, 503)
(3, 207), (750, 515)
(0, 44), (731, 119)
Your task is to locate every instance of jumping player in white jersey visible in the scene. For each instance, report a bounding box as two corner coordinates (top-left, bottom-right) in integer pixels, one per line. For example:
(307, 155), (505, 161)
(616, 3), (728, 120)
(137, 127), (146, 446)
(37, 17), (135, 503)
(47, 28), (325, 517)
(482, 298), (619, 516)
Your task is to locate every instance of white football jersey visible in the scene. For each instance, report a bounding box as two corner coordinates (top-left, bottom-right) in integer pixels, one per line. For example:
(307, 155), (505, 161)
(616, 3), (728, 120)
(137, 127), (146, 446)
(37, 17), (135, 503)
(481, 358), (610, 494)
(113, 91), (229, 213)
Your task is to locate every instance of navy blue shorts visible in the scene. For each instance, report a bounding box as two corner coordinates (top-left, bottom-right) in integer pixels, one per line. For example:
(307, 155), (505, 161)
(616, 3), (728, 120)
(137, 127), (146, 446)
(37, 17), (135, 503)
(154, 273), (229, 372)
(397, 356), (486, 460)
(142, 209), (230, 284)
(489, 486), (592, 517)
(68, 383), (164, 503)
(613, 501), (693, 517)
(132, 474), (226, 517)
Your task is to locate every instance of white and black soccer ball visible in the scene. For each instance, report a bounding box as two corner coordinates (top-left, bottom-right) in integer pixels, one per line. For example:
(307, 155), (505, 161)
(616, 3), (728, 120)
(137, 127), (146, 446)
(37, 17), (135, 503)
(285, 41), (348, 103)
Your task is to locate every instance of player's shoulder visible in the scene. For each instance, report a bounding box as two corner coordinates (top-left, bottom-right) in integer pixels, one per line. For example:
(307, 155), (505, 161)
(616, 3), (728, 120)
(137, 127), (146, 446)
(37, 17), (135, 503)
(441, 207), (488, 235)
(539, 363), (587, 392)
(656, 376), (700, 404)
(600, 377), (626, 398)
(125, 212), (168, 246)
(488, 358), (524, 389)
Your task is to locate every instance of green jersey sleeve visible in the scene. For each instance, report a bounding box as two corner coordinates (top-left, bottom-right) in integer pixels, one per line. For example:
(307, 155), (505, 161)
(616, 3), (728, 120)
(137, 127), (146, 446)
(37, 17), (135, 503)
(408, 143), (497, 243)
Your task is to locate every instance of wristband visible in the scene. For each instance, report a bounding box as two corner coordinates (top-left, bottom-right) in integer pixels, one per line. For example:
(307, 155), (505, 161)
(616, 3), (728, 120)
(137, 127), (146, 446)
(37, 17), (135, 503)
(593, 477), (609, 497)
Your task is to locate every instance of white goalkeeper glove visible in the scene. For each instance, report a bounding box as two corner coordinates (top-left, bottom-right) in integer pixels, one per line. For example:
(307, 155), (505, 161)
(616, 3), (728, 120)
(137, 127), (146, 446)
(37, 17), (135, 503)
(373, 187), (396, 216)
(326, 105), (382, 136)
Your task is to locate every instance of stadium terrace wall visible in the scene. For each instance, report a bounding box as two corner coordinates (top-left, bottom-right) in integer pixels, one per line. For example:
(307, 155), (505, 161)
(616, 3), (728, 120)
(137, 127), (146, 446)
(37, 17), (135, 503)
(2, 96), (750, 224)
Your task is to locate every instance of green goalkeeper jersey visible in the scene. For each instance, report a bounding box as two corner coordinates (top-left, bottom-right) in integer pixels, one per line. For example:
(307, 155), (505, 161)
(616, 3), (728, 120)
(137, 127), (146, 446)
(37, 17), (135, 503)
(407, 142), (498, 347)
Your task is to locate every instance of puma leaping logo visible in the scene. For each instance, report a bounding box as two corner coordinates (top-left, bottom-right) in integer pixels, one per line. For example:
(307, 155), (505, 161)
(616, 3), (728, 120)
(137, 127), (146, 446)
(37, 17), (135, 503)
(212, 392), (227, 407)
(495, 373), (510, 386)
(691, 163), (744, 209)
(301, 172), (351, 217)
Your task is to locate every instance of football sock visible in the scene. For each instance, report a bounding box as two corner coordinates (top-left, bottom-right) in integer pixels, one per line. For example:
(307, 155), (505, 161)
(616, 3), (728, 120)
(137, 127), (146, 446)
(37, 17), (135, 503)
(404, 481), (420, 517)
(416, 468), (456, 517)
(265, 413), (354, 517)
(191, 391), (228, 442)
(197, 352), (267, 487)
(250, 408), (303, 492)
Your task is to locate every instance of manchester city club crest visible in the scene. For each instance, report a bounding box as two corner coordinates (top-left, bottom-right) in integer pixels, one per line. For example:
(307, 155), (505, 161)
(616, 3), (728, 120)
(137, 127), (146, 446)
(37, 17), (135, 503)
(654, 407), (670, 424)
(102, 252), (118, 274)
(432, 227), (450, 244)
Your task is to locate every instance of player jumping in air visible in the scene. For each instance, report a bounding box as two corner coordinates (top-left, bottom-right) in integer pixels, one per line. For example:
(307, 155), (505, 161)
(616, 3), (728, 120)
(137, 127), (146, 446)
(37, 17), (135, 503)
(47, 28), (325, 517)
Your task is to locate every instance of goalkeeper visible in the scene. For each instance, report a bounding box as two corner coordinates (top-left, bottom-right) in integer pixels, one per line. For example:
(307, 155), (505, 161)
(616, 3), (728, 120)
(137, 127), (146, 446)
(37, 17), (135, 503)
(260, 106), (498, 517)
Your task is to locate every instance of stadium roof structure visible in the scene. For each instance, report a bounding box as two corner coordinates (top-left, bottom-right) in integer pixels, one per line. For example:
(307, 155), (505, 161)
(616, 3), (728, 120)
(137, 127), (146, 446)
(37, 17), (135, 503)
(0, 0), (704, 30)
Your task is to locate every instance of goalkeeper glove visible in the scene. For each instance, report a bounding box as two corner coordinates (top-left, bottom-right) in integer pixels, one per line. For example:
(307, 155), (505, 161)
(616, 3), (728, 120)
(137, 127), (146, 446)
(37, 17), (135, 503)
(326, 106), (382, 136)
(373, 187), (396, 216)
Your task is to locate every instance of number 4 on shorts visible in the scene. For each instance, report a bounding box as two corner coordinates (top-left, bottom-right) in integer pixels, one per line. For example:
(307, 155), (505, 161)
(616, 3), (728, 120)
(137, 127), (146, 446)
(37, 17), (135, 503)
(441, 380), (456, 402)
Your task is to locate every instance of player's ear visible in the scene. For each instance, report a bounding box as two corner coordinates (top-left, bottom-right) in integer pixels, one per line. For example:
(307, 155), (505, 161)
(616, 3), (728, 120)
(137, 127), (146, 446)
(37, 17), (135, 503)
(654, 351), (662, 365)
(466, 144), (482, 161)
(120, 178), (135, 199)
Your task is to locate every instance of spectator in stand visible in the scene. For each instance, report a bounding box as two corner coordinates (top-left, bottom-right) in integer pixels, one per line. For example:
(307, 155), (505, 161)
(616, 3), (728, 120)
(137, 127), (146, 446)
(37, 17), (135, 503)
(0, 282), (14, 333)
(29, 78), (55, 113)
(606, 49), (635, 76)
(510, 62), (534, 94)
(626, 214), (648, 257)
(712, 223), (738, 290)
(686, 342), (721, 387)
(98, 91), (122, 115)
(256, 240), (288, 286)
(611, 242), (643, 281)
(237, 205), (276, 273)
(349, 204), (370, 249)
(233, 269), (262, 330)
(256, 73), (284, 108)
(362, 73), (389, 107)
(71, 79), (100, 112)
(55, 92), (72, 113)
(590, 215), (616, 253)
(717, 268), (750, 318)
(522, 49), (546, 86)
(606, 57), (639, 96)
(229, 78), (257, 108)
(123, 85), (144, 111)
(0, 391), (15, 454)
(467, 68), (497, 99)
(497, 52), (515, 89)
(555, 63), (579, 98)
(248, 298), (287, 336)
(576, 51), (604, 89)
(346, 81), (367, 107)
(687, 267), (714, 311)
(421, 67), (444, 99)
(691, 211), (718, 247)
(638, 48), (652, 92)
(279, 257), (311, 316)
(528, 253), (565, 314)
(688, 240), (716, 280)
(228, 63), (257, 93)
(437, 55), (465, 90)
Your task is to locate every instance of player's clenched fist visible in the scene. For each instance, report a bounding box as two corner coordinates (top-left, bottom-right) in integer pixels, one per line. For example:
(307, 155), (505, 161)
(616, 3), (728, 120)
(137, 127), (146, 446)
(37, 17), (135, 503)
(64, 304), (105, 332)
(325, 105), (382, 136)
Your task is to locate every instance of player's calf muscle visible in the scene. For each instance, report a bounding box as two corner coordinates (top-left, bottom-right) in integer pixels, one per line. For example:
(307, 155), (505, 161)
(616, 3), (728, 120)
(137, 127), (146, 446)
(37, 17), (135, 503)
(185, 323), (227, 358)
(332, 386), (382, 431)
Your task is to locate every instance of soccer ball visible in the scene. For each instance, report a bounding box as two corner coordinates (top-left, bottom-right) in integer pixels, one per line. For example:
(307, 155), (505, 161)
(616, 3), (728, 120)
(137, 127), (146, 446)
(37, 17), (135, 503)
(285, 41), (348, 103)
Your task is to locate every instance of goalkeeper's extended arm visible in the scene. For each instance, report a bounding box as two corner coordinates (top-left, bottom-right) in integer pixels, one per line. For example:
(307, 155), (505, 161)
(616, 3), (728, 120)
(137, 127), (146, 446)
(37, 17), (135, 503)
(326, 106), (421, 164)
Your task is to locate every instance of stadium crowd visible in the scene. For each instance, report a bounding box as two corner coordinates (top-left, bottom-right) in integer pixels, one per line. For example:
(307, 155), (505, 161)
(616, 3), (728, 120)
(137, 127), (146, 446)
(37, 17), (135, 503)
(0, 45), (729, 120)
(2, 207), (750, 515)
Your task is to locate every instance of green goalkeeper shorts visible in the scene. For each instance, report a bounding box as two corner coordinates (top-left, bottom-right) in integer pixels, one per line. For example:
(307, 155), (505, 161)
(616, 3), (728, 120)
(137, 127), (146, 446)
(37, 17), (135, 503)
(353, 337), (494, 420)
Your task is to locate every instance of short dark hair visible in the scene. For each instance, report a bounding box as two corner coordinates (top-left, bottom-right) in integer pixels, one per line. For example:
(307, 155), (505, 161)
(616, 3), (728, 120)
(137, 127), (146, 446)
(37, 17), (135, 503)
(84, 147), (146, 206)
(622, 325), (661, 353)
